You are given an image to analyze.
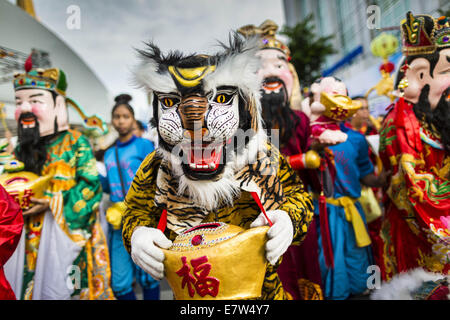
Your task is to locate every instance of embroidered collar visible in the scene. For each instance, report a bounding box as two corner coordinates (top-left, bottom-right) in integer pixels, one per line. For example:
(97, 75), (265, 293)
(419, 123), (444, 150)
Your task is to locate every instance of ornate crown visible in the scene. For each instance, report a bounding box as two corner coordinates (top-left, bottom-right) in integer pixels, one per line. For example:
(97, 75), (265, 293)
(14, 68), (68, 96)
(13, 64), (108, 134)
(162, 222), (269, 300)
(401, 11), (450, 56)
(237, 19), (291, 58)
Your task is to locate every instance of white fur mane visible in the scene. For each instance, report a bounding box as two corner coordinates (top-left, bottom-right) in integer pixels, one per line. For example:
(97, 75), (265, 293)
(158, 129), (267, 210)
(370, 268), (449, 300)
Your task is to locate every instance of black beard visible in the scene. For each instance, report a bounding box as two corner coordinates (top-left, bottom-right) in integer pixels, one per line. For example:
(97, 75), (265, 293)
(413, 85), (450, 153)
(16, 113), (48, 174)
(260, 79), (300, 147)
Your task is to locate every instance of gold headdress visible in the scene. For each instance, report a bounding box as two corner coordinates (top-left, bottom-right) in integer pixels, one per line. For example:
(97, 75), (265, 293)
(237, 19), (291, 58)
(400, 12), (450, 56)
(13, 66), (108, 134)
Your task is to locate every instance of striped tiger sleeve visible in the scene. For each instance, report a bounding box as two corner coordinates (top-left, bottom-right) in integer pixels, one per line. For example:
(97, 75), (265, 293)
(122, 151), (163, 253)
(277, 153), (314, 246)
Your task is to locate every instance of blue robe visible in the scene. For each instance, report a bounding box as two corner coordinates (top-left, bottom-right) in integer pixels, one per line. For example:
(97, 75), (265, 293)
(314, 124), (374, 300)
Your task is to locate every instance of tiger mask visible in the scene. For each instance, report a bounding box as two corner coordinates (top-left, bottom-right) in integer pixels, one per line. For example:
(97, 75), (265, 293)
(134, 34), (269, 209)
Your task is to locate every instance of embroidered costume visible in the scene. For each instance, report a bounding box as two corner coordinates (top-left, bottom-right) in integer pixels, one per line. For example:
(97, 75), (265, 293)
(3, 66), (114, 300)
(378, 12), (450, 280)
(237, 20), (324, 300)
(0, 185), (23, 300)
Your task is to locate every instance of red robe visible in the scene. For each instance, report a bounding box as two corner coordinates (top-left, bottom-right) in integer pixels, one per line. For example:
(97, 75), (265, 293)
(379, 98), (450, 280)
(277, 111), (324, 300)
(0, 184), (23, 300)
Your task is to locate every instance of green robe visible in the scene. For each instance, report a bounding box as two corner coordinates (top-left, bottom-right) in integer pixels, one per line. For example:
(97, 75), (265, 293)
(17, 129), (113, 300)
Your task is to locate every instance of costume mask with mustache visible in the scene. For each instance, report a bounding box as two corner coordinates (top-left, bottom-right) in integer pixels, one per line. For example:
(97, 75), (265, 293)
(260, 77), (300, 146)
(16, 112), (51, 174)
(413, 84), (450, 153)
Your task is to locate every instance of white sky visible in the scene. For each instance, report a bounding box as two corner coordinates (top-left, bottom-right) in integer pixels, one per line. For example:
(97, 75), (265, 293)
(23, 0), (285, 122)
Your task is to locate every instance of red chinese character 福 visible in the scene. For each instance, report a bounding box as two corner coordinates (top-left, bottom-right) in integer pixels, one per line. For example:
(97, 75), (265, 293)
(22, 189), (34, 209)
(175, 255), (220, 298)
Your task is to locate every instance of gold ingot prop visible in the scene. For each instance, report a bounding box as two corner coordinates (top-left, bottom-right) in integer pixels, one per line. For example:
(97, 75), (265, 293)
(0, 161), (52, 210)
(320, 92), (362, 121)
(162, 222), (269, 300)
(106, 202), (126, 230)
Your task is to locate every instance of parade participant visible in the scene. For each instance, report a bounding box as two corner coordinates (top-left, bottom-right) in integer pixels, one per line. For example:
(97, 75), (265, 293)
(345, 96), (384, 271)
(122, 34), (314, 300)
(316, 122), (389, 300)
(101, 94), (157, 300)
(0, 185), (23, 300)
(132, 120), (147, 138)
(4, 65), (114, 300)
(379, 12), (450, 280)
(304, 75), (389, 299)
(347, 97), (377, 136)
(237, 19), (324, 300)
(301, 77), (362, 145)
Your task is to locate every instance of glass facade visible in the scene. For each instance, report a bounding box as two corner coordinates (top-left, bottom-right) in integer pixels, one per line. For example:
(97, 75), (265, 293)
(369, 0), (411, 40)
(336, 0), (361, 54)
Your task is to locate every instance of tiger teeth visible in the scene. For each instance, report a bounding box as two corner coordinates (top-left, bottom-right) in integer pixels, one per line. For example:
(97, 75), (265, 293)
(189, 163), (210, 170)
(209, 163), (215, 169)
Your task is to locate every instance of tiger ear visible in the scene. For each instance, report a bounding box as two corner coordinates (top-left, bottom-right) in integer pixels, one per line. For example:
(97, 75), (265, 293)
(132, 58), (178, 94)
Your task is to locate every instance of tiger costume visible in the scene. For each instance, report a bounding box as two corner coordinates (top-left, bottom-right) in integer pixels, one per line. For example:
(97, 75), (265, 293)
(122, 34), (313, 300)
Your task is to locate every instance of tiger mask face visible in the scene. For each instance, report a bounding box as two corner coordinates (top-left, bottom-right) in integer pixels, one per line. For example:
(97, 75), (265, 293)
(134, 35), (266, 186)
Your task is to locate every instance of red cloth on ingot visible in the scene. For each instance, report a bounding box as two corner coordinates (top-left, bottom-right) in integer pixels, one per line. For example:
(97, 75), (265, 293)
(0, 185), (24, 300)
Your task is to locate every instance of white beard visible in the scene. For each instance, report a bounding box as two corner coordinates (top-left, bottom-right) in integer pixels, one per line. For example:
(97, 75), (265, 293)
(158, 128), (268, 210)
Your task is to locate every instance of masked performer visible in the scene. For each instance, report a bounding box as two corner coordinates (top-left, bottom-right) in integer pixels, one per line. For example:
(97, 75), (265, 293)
(122, 34), (314, 300)
(301, 77), (358, 145)
(237, 20), (324, 300)
(0, 185), (23, 300)
(4, 66), (114, 300)
(379, 12), (450, 280)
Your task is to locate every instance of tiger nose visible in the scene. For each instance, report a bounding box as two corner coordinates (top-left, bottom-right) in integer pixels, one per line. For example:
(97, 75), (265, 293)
(183, 128), (210, 140)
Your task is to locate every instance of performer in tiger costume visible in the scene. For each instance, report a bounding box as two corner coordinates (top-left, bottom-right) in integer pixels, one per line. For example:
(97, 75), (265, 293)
(237, 19), (324, 300)
(122, 34), (314, 300)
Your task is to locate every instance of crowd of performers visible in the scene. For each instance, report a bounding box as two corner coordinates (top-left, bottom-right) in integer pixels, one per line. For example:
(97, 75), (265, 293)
(0, 10), (449, 300)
